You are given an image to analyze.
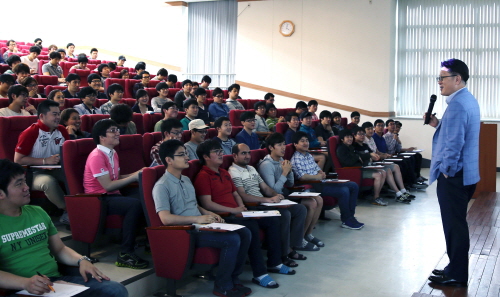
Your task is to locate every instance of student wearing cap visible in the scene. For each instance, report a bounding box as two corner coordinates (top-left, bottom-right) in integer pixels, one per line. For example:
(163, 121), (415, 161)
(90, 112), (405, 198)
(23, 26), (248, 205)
(185, 119), (209, 161)
(117, 55), (126, 67)
(346, 111), (361, 130)
(62, 73), (81, 98)
(180, 99), (199, 131)
(235, 111), (260, 150)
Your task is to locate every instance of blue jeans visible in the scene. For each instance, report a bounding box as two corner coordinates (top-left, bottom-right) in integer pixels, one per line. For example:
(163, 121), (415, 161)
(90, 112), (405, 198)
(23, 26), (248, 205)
(195, 227), (251, 290)
(314, 181), (359, 222)
(48, 275), (128, 297)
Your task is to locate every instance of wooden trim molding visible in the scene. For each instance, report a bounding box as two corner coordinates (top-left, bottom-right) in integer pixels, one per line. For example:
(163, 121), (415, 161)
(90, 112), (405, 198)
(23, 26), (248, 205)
(235, 80), (395, 118)
(165, 1), (188, 7)
(75, 46), (182, 72)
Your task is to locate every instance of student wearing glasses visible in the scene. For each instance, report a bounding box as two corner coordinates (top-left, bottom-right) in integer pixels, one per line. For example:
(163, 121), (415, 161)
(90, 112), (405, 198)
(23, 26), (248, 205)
(87, 73), (107, 99)
(208, 87), (230, 121)
(133, 72), (150, 97)
(154, 102), (179, 132)
(21, 77), (46, 99)
(235, 111), (260, 150)
(74, 87), (102, 115)
(0, 85), (37, 116)
(150, 118), (183, 167)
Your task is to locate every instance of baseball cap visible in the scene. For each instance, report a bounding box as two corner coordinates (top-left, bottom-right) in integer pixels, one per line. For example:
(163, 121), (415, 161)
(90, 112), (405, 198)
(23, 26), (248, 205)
(118, 55), (126, 61)
(188, 119), (209, 130)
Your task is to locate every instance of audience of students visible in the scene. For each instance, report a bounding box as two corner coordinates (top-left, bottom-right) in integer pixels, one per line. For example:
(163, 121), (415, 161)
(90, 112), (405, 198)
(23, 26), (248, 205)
(42, 52), (65, 83)
(235, 111), (260, 150)
(70, 55), (90, 71)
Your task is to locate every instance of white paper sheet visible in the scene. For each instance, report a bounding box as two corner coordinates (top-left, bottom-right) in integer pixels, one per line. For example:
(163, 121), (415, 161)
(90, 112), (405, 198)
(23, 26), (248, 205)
(375, 162), (394, 165)
(16, 282), (89, 297)
(242, 210), (281, 217)
(384, 158), (403, 161)
(400, 152), (416, 155)
(261, 199), (298, 206)
(30, 165), (62, 169)
(194, 223), (246, 231)
(364, 165), (384, 169)
(322, 179), (350, 183)
(288, 192), (322, 197)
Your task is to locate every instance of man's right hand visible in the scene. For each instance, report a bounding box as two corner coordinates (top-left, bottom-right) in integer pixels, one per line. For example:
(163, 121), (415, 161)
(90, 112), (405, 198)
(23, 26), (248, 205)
(45, 154), (60, 165)
(23, 275), (53, 295)
(232, 206), (247, 214)
(197, 215), (218, 224)
(281, 160), (292, 176)
(424, 112), (439, 127)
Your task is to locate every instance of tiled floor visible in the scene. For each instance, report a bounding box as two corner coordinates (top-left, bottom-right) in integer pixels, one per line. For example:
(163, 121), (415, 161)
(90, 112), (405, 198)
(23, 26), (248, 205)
(152, 169), (472, 297)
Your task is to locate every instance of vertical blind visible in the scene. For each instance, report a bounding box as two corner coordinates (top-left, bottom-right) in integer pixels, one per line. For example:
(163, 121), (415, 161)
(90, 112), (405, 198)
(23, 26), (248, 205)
(187, 0), (237, 88)
(396, 0), (500, 120)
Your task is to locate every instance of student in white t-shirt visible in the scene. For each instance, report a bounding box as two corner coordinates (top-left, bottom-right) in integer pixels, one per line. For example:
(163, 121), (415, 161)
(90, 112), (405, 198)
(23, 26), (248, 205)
(20, 46), (41, 74)
(0, 85), (37, 116)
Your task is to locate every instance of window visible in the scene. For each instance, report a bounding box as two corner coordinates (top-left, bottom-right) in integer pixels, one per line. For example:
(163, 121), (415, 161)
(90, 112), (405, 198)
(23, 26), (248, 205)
(396, 0), (500, 120)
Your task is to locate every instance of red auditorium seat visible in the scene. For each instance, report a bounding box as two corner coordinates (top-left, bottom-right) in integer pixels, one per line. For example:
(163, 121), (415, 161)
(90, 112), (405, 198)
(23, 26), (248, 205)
(341, 117), (348, 128)
(223, 90), (229, 99)
(275, 122), (288, 135)
(115, 134), (146, 173)
(96, 99), (108, 107)
(87, 59), (101, 64)
(277, 108), (296, 118)
(145, 88), (158, 101)
(177, 111), (186, 120)
(0, 98), (9, 108)
(87, 64), (97, 71)
(236, 99), (248, 109)
(143, 113), (163, 133)
(148, 80), (160, 88)
(37, 55), (48, 60)
(109, 72), (122, 78)
(0, 64), (11, 74)
(64, 98), (82, 109)
(228, 109), (247, 126)
(249, 148), (268, 167)
(140, 165), (220, 296)
(175, 82), (182, 88)
(104, 78), (125, 90)
(38, 60), (49, 74)
(80, 114), (110, 134)
(120, 98), (136, 108)
(142, 132), (163, 165)
(33, 75), (58, 86)
(311, 120), (319, 129)
(167, 88), (180, 100)
(247, 99), (263, 110)
(328, 136), (374, 188)
(0, 116), (38, 160)
(181, 130), (192, 143)
(132, 113), (144, 134)
(230, 126), (243, 138)
(125, 79), (140, 98)
(60, 62), (77, 77)
(205, 89), (212, 98)
(9, 52), (27, 57)
(68, 69), (91, 87)
(44, 85), (66, 96)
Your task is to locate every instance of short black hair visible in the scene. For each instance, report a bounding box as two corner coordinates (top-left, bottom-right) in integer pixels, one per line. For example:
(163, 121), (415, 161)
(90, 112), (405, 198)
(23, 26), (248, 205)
(57, 49), (66, 55)
(319, 110), (332, 120)
(107, 83), (124, 97)
(350, 111), (360, 118)
(264, 92), (274, 100)
(49, 52), (61, 60)
(78, 86), (97, 100)
(135, 62), (146, 71)
(232, 143), (247, 155)
(90, 48), (98, 54)
(119, 69), (129, 78)
(182, 79), (193, 87)
(65, 73), (80, 83)
(7, 85), (28, 104)
(37, 99), (60, 117)
(212, 87), (223, 98)
(192, 82), (199, 87)
(332, 111), (341, 118)
(0, 74), (15, 84)
(441, 58), (469, 83)
(66, 43), (75, 48)
(92, 119), (118, 145)
(156, 82), (169, 92)
(374, 119), (385, 127)
(60, 108), (79, 126)
(265, 132), (285, 152)
(161, 118), (183, 135)
(194, 87), (206, 96)
(29, 46), (41, 54)
(253, 101), (266, 110)
(97, 63), (109, 74)
(385, 119), (394, 126)
(6, 55), (21, 67)
(159, 140), (185, 167)
(240, 111), (255, 122)
(361, 121), (373, 130)
(395, 121), (402, 127)
(20, 76), (37, 89)
(47, 89), (63, 101)
(77, 55), (88, 64)
(13, 63), (30, 75)
(228, 83), (240, 92)
(141, 71), (150, 79)
(161, 101), (177, 118)
(87, 73), (101, 84)
(196, 139), (222, 166)
(0, 159), (25, 197)
(183, 99), (197, 109)
(6, 40), (15, 47)
(295, 101), (307, 110)
(34, 38), (42, 43)
(285, 112), (299, 122)
(213, 116), (231, 130)
(292, 131), (309, 144)
(167, 74), (178, 83)
(110, 104), (133, 125)
(108, 62), (116, 71)
(308, 100), (318, 107)
(339, 129), (353, 140)
(265, 103), (276, 113)
(135, 89), (148, 100)
(157, 68), (168, 77)
(201, 75), (212, 84)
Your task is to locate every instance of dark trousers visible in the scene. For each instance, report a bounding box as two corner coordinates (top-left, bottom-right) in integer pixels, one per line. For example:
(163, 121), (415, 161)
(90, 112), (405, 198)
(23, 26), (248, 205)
(436, 171), (476, 282)
(195, 227), (251, 290)
(313, 181), (359, 222)
(278, 204), (307, 256)
(106, 194), (143, 253)
(227, 216), (282, 277)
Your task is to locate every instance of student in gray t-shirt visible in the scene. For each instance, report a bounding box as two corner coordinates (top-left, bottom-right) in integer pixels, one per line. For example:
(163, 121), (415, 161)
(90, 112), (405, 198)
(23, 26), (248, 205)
(185, 119), (208, 161)
(151, 140), (252, 296)
(42, 52), (65, 83)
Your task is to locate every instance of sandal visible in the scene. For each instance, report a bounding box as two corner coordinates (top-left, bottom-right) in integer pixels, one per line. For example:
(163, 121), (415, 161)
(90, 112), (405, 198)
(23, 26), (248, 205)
(288, 250), (307, 261)
(267, 265), (296, 275)
(252, 275), (279, 289)
(282, 257), (298, 267)
(308, 236), (325, 247)
(294, 240), (320, 251)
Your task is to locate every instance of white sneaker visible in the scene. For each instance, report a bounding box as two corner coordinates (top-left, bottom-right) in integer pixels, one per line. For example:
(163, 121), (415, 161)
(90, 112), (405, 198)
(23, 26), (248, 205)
(371, 197), (388, 206)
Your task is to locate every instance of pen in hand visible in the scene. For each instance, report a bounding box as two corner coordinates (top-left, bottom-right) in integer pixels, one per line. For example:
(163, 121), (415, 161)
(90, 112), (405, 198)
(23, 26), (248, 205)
(36, 271), (55, 293)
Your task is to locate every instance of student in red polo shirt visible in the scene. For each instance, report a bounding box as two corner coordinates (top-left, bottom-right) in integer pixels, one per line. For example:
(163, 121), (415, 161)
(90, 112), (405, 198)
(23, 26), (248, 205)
(194, 140), (295, 289)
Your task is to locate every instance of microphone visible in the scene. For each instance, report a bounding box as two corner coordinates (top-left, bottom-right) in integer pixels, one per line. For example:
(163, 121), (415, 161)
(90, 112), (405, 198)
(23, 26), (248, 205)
(424, 94), (437, 125)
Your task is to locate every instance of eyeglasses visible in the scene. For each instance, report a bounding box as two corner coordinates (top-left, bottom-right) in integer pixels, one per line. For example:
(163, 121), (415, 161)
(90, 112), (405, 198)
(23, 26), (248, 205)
(169, 130), (182, 135)
(245, 119), (256, 122)
(18, 93), (28, 97)
(143, 76), (150, 79)
(436, 75), (457, 82)
(85, 95), (97, 99)
(27, 84), (38, 88)
(106, 128), (120, 133)
(210, 149), (224, 155)
(375, 124), (385, 127)
(173, 152), (188, 158)
(194, 129), (208, 134)
(168, 107), (179, 111)
(356, 132), (366, 136)
(214, 95), (224, 98)
(91, 80), (102, 84)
